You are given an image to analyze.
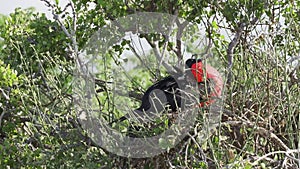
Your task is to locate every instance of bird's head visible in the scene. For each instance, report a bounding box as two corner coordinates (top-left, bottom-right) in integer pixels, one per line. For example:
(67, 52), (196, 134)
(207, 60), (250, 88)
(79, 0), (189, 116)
(185, 58), (204, 83)
(185, 57), (224, 106)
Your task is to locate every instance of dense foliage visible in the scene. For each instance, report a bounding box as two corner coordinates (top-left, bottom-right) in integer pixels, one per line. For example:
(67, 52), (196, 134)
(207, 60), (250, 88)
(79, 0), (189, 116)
(0, 0), (299, 168)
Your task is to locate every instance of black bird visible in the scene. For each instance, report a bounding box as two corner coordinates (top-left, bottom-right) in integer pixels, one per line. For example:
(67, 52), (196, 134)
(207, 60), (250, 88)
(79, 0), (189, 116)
(112, 75), (183, 124)
(109, 58), (211, 125)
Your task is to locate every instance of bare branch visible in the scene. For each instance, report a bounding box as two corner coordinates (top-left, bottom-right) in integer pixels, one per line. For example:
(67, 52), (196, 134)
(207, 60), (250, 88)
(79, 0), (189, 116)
(224, 120), (290, 151)
(174, 18), (189, 61)
(159, 10), (178, 68)
(226, 23), (245, 85)
(227, 16), (259, 85)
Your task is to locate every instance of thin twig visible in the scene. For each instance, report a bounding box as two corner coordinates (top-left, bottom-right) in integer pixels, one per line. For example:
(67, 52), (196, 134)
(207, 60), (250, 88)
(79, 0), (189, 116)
(0, 111), (5, 128)
(251, 149), (300, 166)
(223, 120), (290, 151)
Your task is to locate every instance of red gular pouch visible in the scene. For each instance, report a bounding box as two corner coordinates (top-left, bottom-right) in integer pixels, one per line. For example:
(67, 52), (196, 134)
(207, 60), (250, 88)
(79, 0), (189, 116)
(187, 59), (224, 107)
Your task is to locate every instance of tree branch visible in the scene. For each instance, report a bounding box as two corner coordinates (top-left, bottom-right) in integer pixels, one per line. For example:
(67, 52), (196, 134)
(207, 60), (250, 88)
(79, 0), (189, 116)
(226, 23), (245, 85)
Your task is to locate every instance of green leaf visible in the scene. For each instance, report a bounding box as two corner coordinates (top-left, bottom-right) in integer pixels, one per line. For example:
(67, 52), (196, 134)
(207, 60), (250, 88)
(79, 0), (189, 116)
(212, 20), (218, 29)
(158, 138), (172, 150)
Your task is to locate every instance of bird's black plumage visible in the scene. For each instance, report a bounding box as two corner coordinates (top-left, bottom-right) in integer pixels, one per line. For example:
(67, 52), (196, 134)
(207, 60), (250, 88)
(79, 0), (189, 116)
(112, 75), (182, 124)
(110, 58), (207, 125)
(136, 76), (180, 113)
